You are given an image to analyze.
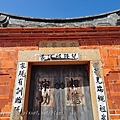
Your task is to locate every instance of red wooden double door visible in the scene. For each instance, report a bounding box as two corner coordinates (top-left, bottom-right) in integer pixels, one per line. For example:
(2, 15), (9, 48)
(27, 65), (93, 120)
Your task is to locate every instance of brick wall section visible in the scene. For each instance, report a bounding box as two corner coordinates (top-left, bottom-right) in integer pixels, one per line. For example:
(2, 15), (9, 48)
(0, 27), (120, 120)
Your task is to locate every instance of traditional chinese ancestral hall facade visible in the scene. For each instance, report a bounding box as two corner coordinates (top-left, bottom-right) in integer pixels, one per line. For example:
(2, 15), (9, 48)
(0, 10), (120, 120)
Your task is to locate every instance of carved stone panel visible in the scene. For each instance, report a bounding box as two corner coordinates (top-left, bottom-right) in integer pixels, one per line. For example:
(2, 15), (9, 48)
(39, 40), (79, 48)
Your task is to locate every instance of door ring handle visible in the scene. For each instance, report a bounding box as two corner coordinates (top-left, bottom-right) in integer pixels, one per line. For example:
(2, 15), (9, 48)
(60, 83), (65, 89)
(55, 83), (65, 89)
(55, 83), (60, 89)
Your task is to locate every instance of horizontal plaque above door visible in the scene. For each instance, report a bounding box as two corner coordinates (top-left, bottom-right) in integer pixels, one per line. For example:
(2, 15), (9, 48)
(39, 40), (79, 48)
(39, 53), (78, 61)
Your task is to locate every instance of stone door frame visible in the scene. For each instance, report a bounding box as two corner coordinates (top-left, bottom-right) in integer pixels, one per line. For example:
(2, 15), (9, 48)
(10, 48), (109, 120)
